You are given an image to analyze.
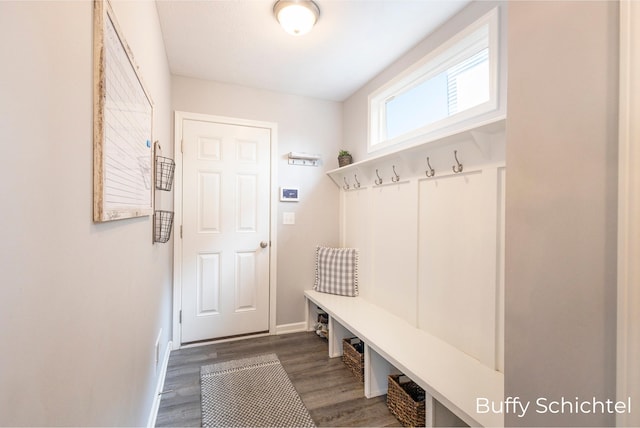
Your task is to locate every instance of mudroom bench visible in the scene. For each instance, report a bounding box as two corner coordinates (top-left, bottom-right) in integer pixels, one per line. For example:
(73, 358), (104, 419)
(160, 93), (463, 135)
(304, 289), (504, 427)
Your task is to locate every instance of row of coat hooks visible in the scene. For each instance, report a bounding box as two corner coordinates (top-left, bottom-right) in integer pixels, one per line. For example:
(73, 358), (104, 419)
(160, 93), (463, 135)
(374, 165), (401, 185)
(342, 168), (395, 189)
(342, 150), (464, 190)
(428, 150), (464, 177)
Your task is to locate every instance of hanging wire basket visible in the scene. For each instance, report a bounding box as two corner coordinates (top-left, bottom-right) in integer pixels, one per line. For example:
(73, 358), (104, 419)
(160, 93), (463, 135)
(154, 210), (174, 243)
(155, 156), (175, 191)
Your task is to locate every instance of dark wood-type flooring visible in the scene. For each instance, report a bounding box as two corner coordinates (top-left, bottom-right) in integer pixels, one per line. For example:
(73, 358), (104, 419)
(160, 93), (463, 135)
(156, 331), (401, 427)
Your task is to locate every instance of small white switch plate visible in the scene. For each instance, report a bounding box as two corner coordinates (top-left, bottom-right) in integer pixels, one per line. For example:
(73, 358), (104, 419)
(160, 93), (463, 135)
(283, 212), (295, 225)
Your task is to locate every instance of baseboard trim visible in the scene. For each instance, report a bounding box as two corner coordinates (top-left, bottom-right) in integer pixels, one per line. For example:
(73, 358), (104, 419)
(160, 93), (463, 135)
(275, 322), (307, 335)
(147, 340), (172, 428)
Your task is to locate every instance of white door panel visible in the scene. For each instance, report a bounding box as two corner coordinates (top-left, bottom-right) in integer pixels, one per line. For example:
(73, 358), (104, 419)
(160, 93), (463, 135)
(181, 119), (271, 343)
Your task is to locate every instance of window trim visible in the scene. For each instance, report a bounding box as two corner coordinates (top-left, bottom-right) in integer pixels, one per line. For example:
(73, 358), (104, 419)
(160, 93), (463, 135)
(368, 7), (500, 153)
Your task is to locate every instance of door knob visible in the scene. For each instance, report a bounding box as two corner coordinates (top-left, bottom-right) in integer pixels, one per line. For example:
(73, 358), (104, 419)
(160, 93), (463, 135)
(260, 241), (269, 248)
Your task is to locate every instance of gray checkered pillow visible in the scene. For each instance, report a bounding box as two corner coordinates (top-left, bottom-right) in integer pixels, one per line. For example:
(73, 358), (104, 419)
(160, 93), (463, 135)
(314, 246), (359, 297)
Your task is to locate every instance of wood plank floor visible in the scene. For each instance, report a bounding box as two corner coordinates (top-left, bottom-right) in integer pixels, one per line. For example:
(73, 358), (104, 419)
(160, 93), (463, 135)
(156, 331), (401, 427)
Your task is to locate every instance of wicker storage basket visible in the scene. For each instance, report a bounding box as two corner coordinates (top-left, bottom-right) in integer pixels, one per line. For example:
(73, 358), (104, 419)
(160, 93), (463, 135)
(342, 337), (364, 382)
(387, 374), (426, 427)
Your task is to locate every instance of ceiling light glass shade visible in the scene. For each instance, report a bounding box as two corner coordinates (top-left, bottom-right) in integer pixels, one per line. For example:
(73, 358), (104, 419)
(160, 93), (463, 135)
(274, 0), (320, 36)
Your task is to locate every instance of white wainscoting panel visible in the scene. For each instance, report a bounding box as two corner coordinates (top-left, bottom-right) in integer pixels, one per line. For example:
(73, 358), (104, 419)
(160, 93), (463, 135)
(343, 187), (372, 299)
(335, 130), (505, 373)
(417, 168), (500, 369)
(370, 181), (419, 326)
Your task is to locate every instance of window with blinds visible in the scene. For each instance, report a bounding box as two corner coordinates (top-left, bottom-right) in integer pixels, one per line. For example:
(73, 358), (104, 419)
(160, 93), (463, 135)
(447, 47), (489, 115)
(369, 8), (499, 152)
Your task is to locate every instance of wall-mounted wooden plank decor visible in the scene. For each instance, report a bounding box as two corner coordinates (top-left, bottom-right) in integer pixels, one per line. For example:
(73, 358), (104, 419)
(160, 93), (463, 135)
(93, 0), (154, 222)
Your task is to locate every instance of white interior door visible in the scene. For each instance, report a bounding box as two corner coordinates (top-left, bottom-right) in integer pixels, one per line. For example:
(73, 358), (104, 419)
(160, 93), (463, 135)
(180, 118), (271, 344)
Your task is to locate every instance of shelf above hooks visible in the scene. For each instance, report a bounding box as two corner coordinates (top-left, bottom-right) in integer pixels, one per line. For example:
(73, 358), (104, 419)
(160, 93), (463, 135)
(288, 151), (321, 166)
(327, 116), (505, 189)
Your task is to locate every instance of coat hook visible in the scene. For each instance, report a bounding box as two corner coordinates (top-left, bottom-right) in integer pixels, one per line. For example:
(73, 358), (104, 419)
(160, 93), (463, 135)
(392, 165), (400, 182)
(343, 176), (350, 190)
(452, 150), (463, 173)
(425, 157), (435, 178)
(354, 174), (361, 189)
(375, 169), (383, 185)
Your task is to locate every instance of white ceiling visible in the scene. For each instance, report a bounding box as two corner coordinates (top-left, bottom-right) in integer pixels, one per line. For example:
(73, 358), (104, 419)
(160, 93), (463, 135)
(156, 0), (470, 102)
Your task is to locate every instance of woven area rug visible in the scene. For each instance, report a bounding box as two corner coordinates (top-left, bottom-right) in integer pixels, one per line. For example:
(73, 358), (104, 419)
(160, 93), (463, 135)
(200, 353), (315, 428)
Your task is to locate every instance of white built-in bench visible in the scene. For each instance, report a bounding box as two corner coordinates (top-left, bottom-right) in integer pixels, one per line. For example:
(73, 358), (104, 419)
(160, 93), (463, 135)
(305, 289), (504, 427)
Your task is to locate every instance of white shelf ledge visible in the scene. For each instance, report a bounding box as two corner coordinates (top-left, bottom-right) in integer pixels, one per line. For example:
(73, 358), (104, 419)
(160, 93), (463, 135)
(328, 116), (506, 188)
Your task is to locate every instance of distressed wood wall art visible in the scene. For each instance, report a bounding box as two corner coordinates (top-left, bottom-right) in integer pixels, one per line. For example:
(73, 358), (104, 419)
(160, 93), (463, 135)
(93, 0), (154, 222)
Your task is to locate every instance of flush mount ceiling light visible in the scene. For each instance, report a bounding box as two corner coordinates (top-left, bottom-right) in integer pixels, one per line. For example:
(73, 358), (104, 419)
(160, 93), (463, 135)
(273, 0), (320, 36)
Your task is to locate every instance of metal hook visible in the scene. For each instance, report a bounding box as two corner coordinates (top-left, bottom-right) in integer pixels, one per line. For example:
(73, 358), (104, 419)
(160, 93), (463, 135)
(392, 165), (400, 182)
(452, 150), (463, 173)
(343, 177), (350, 190)
(375, 169), (383, 185)
(354, 174), (361, 189)
(425, 157), (435, 178)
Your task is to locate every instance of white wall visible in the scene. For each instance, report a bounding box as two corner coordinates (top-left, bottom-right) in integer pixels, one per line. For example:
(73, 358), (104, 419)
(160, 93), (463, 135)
(171, 76), (342, 326)
(0, 1), (172, 425)
(505, 1), (618, 426)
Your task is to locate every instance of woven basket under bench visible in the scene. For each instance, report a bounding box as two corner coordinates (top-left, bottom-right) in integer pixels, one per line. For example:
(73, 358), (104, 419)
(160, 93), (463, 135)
(342, 337), (365, 382)
(387, 374), (426, 427)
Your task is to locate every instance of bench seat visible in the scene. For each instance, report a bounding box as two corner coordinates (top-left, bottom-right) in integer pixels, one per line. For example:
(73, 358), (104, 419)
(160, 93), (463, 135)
(305, 289), (504, 427)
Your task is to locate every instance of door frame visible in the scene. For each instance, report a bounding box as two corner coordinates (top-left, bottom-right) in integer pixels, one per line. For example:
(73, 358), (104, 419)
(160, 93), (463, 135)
(617, 1), (639, 426)
(172, 111), (278, 349)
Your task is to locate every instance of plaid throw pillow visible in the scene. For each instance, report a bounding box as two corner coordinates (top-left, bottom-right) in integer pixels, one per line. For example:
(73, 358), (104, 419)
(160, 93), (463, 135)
(314, 246), (359, 297)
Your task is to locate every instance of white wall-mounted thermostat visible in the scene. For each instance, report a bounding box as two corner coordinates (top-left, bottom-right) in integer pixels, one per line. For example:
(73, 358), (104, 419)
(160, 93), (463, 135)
(280, 187), (299, 202)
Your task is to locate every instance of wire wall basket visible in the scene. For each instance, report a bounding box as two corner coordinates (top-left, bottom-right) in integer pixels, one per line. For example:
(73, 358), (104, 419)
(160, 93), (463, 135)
(154, 210), (174, 243)
(155, 156), (175, 191)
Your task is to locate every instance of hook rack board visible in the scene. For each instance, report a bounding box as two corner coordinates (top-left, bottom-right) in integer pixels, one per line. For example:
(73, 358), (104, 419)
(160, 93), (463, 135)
(327, 117), (506, 190)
